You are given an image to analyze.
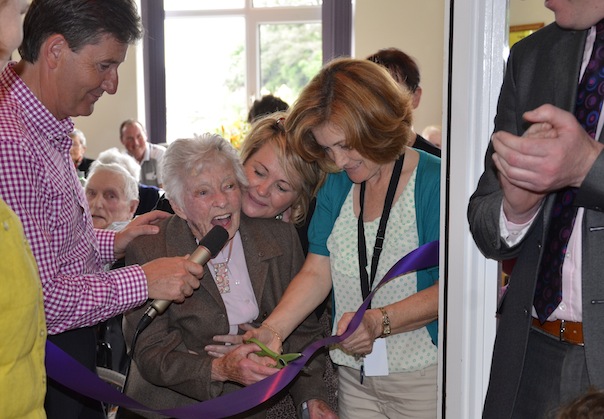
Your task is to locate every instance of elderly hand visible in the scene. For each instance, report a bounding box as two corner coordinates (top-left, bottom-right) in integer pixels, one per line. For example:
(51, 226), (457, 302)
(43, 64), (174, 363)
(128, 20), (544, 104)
(141, 256), (203, 302)
(307, 399), (337, 419)
(211, 341), (279, 386)
(204, 323), (255, 358)
(335, 309), (382, 356)
(113, 210), (170, 259)
(492, 104), (604, 220)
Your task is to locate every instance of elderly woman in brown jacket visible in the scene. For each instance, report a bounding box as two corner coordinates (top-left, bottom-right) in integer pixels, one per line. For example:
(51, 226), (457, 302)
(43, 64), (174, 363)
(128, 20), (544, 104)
(121, 134), (332, 419)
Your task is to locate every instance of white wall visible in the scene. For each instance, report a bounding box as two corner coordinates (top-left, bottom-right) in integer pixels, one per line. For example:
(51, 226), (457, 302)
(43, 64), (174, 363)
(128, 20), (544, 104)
(510, 0), (554, 27)
(353, 0), (445, 136)
(352, 0), (554, 141)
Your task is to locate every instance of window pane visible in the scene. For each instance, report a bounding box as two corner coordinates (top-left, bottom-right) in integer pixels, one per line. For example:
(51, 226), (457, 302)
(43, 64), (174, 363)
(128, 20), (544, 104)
(164, 16), (246, 144)
(254, 0), (321, 7)
(259, 23), (322, 105)
(165, 0), (244, 12)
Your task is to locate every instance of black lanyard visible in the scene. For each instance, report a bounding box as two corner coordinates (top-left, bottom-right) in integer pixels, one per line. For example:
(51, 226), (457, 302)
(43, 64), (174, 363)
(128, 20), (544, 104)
(358, 154), (405, 306)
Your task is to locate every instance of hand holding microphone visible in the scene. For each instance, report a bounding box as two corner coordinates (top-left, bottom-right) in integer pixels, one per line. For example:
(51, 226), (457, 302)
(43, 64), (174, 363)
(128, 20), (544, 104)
(138, 225), (229, 333)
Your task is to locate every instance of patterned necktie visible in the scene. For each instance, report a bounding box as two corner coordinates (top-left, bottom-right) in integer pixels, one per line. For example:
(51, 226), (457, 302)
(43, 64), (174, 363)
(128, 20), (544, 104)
(534, 20), (604, 323)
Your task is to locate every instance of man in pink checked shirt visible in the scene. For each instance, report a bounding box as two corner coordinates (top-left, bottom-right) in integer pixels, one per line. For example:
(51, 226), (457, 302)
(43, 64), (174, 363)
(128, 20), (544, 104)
(0, 1), (204, 418)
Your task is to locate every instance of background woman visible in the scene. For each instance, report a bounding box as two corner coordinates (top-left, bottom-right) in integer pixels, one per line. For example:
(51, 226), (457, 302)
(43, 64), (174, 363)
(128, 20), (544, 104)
(239, 111), (323, 252)
(245, 58), (441, 418)
(121, 134), (334, 418)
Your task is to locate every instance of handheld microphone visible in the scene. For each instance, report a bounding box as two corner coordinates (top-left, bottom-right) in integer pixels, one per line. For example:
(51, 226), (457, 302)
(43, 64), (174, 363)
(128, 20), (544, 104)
(137, 225), (229, 333)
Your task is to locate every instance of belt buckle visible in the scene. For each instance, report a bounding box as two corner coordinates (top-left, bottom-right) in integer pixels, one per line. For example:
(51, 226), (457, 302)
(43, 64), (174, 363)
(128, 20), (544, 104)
(558, 320), (566, 342)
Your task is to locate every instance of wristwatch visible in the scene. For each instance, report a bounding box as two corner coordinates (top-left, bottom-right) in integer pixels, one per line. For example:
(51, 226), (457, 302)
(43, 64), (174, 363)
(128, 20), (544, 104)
(379, 307), (391, 338)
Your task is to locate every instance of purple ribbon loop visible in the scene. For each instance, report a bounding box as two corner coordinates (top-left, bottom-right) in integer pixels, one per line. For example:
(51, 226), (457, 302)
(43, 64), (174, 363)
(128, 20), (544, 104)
(46, 240), (439, 419)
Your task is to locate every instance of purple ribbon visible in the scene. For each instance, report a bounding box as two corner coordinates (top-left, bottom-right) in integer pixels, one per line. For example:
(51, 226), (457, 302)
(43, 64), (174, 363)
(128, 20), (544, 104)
(46, 240), (438, 418)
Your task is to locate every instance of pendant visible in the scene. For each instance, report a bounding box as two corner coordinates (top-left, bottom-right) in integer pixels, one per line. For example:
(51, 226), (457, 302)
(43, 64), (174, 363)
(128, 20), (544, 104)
(213, 262), (230, 294)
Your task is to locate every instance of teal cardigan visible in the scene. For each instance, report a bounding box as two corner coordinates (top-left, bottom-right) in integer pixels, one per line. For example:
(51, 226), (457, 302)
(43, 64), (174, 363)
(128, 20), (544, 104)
(308, 150), (440, 344)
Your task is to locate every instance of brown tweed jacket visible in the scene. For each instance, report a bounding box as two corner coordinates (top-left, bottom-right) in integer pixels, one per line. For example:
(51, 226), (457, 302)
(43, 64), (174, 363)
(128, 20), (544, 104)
(122, 214), (328, 418)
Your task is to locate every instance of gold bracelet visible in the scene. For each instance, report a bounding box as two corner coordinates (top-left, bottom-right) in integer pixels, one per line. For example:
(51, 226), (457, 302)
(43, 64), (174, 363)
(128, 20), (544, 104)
(378, 307), (391, 338)
(261, 322), (283, 342)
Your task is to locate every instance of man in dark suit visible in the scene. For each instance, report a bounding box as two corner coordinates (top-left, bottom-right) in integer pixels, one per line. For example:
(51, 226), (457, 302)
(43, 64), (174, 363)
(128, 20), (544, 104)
(468, 1), (604, 418)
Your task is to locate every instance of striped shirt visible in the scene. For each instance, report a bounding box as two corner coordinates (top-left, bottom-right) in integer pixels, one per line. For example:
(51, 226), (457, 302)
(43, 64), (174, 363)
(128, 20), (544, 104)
(0, 63), (147, 335)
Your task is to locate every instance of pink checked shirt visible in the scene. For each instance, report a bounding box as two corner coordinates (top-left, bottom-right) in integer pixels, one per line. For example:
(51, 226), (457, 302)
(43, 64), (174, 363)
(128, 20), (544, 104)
(0, 63), (147, 335)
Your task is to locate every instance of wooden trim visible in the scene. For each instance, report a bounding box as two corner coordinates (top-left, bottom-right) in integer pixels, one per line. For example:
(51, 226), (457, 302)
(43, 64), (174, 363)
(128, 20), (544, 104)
(509, 22), (544, 33)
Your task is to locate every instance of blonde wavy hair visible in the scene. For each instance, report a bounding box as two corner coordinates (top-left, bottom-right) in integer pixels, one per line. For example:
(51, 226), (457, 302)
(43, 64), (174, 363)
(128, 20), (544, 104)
(240, 112), (323, 226)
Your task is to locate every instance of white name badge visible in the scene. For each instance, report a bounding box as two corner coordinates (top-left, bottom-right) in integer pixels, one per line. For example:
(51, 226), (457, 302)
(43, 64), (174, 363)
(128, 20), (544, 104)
(364, 338), (389, 376)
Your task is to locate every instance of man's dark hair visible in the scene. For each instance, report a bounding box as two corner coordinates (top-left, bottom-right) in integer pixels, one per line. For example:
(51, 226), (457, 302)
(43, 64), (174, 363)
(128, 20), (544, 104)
(247, 95), (289, 123)
(119, 118), (145, 138)
(19, 0), (143, 63)
(367, 47), (420, 92)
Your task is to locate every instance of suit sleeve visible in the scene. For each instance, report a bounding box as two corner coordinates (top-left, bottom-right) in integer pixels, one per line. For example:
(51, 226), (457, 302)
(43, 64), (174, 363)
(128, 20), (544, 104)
(467, 42), (536, 261)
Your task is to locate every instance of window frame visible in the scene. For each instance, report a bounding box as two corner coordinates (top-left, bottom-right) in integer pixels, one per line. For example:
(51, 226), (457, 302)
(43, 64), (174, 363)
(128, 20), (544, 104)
(162, 2), (321, 136)
(141, 0), (350, 144)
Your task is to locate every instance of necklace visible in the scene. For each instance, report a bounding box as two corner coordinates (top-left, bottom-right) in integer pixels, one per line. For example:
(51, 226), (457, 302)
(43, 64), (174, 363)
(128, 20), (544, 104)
(208, 239), (234, 294)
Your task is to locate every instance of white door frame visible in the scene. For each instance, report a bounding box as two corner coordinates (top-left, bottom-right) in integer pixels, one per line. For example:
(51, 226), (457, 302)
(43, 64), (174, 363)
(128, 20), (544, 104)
(439, 0), (508, 417)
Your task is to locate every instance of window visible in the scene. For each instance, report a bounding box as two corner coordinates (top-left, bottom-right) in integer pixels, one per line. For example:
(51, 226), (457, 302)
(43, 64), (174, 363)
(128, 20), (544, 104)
(163, 0), (322, 145)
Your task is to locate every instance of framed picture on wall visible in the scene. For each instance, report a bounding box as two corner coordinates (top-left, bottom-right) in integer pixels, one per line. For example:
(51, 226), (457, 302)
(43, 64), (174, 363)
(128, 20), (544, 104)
(509, 23), (544, 47)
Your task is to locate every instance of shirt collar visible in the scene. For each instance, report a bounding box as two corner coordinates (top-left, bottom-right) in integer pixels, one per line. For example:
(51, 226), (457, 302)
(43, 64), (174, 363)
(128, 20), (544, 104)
(142, 142), (151, 162)
(1, 62), (74, 149)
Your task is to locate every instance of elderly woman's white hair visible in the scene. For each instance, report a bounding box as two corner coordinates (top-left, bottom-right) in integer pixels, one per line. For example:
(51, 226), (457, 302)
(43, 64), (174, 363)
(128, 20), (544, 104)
(87, 149), (140, 202)
(162, 133), (248, 209)
(95, 147), (141, 181)
(69, 128), (87, 146)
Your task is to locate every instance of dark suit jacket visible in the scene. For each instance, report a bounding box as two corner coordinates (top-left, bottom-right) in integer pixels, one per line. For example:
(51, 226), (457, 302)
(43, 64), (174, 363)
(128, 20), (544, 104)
(122, 215), (327, 418)
(468, 22), (604, 418)
(134, 184), (161, 216)
(77, 157), (94, 177)
(413, 133), (441, 158)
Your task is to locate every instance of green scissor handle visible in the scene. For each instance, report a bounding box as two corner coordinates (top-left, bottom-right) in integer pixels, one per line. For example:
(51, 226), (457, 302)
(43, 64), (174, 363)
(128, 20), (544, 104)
(246, 337), (302, 369)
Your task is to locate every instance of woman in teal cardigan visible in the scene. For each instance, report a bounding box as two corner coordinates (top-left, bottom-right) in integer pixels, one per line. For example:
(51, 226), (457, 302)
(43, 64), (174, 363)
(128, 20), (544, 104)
(308, 151), (440, 344)
(245, 58), (440, 419)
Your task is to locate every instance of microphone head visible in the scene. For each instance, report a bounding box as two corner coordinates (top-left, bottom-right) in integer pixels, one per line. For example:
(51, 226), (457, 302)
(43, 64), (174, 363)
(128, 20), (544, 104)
(200, 225), (230, 257)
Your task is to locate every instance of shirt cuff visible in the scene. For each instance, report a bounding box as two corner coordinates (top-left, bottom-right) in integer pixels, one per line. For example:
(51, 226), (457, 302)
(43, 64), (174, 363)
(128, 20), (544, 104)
(95, 228), (117, 263)
(112, 264), (148, 308)
(499, 202), (539, 247)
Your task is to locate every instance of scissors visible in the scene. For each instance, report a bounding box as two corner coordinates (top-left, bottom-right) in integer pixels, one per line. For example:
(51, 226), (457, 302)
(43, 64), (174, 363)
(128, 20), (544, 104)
(246, 337), (303, 369)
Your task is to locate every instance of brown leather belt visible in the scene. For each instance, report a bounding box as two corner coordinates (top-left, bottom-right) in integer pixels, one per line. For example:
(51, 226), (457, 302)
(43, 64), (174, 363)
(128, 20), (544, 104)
(532, 318), (584, 346)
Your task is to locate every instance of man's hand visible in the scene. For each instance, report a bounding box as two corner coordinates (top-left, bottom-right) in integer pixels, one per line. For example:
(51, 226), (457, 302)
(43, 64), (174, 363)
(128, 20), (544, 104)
(496, 122), (551, 222)
(141, 256), (203, 302)
(493, 104), (603, 192)
(492, 104), (604, 222)
(114, 210), (170, 259)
